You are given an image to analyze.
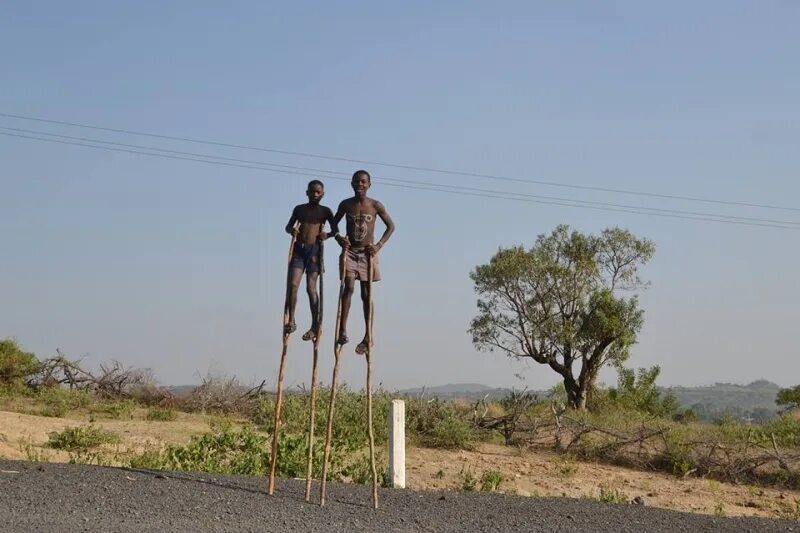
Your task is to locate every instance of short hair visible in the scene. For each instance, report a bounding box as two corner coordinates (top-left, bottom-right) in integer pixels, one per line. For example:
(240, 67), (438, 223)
(307, 179), (324, 190)
(352, 170), (371, 183)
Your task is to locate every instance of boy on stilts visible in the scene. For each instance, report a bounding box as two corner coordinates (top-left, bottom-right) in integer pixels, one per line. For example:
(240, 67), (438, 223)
(320, 169), (395, 508)
(332, 170), (395, 354)
(283, 180), (337, 340)
(269, 179), (337, 496)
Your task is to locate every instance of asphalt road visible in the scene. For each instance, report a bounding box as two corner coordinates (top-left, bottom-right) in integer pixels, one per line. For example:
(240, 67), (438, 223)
(0, 460), (796, 532)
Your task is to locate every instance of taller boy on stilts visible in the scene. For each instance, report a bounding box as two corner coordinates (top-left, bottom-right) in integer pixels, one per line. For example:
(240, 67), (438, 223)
(320, 169), (394, 508)
(332, 170), (395, 354)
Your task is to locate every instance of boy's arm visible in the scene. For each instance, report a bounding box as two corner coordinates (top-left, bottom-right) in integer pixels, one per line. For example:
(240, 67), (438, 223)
(285, 206), (299, 235)
(332, 201), (350, 248)
(324, 206), (339, 239)
(370, 200), (395, 253)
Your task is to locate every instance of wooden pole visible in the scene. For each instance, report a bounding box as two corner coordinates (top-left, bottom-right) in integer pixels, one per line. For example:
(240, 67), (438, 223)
(304, 230), (324, 501)
(366, 253), (379, 509)
(320, 250), (347, 506)
(268, 227), (298, 495)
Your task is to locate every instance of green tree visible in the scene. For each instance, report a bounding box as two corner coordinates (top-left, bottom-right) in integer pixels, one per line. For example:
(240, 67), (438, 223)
(0, 338), (39, 386)
(776, 385), (800, 411)
(609, 365), (679, 417)
(469, 225), (655, 410)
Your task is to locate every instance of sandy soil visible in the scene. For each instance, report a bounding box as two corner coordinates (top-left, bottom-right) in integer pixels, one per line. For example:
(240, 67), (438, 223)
(406, 444), (800, 519)
(0, 409), (212, 462)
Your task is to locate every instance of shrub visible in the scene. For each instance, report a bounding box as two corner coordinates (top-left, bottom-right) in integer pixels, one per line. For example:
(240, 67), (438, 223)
(554, 454), (578, 479)
(777, 386), (800, 411)
(598, 484), (627, 504)
(460, 466), (477, 491)
(128, 426), (350, 481)
(758, 415), (800, 448)
(0, 339), (39, 386)
(406, 397), (476, 449)
(605, 365), (679, 418)
(146, 407), (178, 421)
(47, 425), (119, 451)
(251, 388), (480, 451)
(253, 387), (391, 452)
(0, 381), (32, 398)
(342, 450), (390, 487)
(39, 388), (92, 417)
(480, 469), (503, 492)
(92, 399), (137, 420)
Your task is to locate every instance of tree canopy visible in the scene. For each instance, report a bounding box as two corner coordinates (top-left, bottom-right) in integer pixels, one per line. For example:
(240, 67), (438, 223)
(776, 385), (800, 411)
(0, 338), (39, 386)
(469, 225), (655, 409)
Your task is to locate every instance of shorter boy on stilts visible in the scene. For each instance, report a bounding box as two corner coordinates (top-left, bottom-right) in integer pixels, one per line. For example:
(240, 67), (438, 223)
(269, 180), (337, 496)
(283, 180), (337, 340)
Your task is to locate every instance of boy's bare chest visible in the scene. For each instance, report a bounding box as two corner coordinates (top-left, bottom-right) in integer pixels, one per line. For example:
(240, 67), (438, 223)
(297, 205), (327, 223)
(345, 202), (377, 219)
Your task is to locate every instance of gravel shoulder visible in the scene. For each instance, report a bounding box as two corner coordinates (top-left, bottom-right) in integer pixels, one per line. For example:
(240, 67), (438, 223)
(0, 460), (797, 532)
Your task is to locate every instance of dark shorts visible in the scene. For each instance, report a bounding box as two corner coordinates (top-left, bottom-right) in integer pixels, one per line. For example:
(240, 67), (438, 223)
(290, 242), (322, 273)
(342, 248), (380, 282)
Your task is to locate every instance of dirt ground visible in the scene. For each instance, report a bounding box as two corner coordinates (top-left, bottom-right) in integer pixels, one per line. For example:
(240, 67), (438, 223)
(0, 409), (212, 463)
(2, 409), (799, 519)
(406, 444), (800, 519)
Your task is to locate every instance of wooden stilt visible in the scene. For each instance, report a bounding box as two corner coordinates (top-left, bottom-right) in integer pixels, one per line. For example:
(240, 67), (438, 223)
(320, 250), (347, 506)
(366, 253), (379, 509)
(269, 228), (298, 495)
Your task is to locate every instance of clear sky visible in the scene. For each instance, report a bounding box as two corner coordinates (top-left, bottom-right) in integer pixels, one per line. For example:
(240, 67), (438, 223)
(2, 1), (798, 392)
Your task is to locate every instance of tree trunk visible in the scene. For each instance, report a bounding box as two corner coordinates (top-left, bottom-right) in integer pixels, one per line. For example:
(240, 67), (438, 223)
(564, 377), (590, 410)
(577, 388), (588, 410)
(563, 379), (580, 410)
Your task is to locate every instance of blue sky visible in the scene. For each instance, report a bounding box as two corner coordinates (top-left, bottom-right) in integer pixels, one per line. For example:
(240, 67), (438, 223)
(2, 1), (799, 391)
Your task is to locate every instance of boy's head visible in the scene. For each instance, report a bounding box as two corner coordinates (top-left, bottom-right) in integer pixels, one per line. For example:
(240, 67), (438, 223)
(351, 170), (371, 198)
(306, 180), (324, 204)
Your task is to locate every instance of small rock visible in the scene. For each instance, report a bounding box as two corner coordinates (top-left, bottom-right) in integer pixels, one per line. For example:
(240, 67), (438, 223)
(631, 496), (645, 506)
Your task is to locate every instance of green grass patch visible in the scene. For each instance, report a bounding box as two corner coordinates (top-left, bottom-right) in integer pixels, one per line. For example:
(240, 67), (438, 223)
(47, 425), (119, 451)
(480, 469), (503, 492)
(146, 407), (178, 421)
(38, 388), (92, 418)
(91, 399), (137, 420)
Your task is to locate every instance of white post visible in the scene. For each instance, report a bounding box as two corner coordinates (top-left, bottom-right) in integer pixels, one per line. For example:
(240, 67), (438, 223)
(389, 399), (405, 488)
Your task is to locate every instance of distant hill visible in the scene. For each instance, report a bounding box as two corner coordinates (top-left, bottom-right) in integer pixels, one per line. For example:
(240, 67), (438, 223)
(166, 385), (196, 397)
(402, 383), (496, 395)
(399, 383), (532, 401)
(667, 380), (782, 422)
(399, 380), (784, 422)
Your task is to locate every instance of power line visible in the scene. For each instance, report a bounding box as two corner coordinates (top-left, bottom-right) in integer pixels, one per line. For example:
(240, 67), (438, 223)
(2, 130), (798, 231)
(2, 111), (798, 213)
(2, 125), (799, 228)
